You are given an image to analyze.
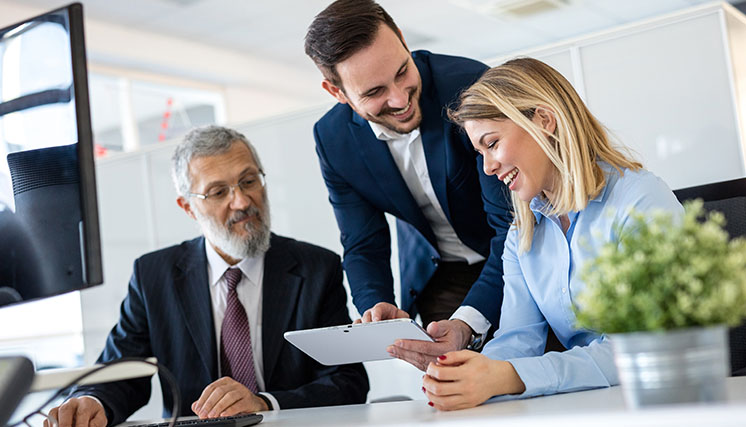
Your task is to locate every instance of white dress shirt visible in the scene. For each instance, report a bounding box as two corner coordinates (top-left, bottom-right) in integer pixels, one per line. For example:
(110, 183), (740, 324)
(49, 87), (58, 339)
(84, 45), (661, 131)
(369, 122), (490, 335)
(204, 241), (280, 411)
(369, 122), (484, 264)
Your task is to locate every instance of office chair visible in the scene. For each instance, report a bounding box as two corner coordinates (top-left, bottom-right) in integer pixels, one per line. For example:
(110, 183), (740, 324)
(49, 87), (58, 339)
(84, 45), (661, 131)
(674, 177), (746, 376)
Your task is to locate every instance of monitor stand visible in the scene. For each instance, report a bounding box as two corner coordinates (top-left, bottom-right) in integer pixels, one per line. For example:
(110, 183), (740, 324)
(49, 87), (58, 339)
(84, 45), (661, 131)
(1, 356), (157, 425)
(0, 356), (34, 427)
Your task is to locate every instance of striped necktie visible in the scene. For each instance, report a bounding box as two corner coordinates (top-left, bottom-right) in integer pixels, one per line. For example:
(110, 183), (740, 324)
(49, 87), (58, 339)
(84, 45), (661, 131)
(220, 268), (258, 393)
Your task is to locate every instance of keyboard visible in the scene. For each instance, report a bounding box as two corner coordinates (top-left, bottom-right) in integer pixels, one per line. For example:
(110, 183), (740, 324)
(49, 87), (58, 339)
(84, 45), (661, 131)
(125, 413), (263, 427)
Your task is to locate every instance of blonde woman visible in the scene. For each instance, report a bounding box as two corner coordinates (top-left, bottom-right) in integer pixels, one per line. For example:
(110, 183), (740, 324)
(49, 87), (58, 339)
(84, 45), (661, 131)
(423, 58), (683, 410)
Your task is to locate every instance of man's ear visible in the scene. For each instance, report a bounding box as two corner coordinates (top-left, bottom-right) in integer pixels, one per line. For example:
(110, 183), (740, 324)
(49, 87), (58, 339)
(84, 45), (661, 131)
(322, 79), (349, 105)
(534, 106), (557, 135)
(177, 196), (197, 221)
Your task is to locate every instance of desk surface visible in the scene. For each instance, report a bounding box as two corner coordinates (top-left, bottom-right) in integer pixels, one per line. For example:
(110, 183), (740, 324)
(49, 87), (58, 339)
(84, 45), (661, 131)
(257, 376), (746, 427)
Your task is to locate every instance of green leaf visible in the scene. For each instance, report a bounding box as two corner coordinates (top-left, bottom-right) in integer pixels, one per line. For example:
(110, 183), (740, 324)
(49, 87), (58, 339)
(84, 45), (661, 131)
(574, 200), (746, 333)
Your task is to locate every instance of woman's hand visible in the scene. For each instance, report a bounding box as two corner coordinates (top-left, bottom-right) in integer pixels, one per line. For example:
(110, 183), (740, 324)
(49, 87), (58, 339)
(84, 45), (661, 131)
(422, 350), (526, 411)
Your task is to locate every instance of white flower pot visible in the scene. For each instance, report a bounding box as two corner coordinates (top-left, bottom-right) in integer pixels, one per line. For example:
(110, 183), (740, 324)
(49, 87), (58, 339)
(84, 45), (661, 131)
(610, 325), (730, 408)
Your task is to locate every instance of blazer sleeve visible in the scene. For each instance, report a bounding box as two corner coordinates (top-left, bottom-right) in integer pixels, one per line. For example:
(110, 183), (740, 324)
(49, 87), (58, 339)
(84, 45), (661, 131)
(459, 146), (513, 327)
(269, 255), (370, 407)
(422, 51), (513, 329)
(70, 260), (154, 426)
(314, 123), (396, 315)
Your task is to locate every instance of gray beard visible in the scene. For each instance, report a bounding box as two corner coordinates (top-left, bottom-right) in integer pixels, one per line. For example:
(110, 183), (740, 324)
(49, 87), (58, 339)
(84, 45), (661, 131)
(195, 203), (271, 260)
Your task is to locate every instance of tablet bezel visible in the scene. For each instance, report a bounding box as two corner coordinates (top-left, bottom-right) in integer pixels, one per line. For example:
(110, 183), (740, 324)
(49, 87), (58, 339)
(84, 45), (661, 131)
(284, 318), (434, 366)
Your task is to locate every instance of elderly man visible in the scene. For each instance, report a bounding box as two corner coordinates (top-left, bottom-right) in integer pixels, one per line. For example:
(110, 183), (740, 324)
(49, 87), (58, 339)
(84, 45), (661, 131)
(47, 126), (368, 427)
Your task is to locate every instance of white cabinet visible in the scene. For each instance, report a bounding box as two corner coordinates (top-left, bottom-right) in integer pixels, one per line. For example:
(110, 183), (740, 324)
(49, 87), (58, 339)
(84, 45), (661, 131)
(489, 3), (746, 190)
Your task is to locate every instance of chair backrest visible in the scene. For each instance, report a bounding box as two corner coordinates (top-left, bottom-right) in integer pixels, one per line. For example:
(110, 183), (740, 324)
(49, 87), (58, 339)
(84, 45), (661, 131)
(674, 177), (746, 376)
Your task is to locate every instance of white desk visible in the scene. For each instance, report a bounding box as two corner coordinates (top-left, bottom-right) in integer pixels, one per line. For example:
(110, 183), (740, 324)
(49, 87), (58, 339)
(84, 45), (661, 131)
(257, 377), (746, 426)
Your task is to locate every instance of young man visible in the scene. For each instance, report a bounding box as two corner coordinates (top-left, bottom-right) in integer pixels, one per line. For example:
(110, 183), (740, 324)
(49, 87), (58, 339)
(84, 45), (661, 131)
(305, 0), (513, 371)
(46, 126), (368, 427)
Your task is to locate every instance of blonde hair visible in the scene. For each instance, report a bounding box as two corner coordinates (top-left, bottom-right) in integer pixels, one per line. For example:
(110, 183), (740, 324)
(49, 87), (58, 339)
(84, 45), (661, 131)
(449, 57), (641, 252)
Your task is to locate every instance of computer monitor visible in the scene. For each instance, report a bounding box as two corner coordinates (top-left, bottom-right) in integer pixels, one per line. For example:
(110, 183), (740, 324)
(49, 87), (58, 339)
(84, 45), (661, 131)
(0, 3), (104, 423)
(0, 2), (102, 306)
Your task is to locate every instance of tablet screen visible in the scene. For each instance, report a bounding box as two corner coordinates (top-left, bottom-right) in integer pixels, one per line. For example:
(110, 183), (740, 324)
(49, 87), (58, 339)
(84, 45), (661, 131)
(285, 319), (433, 365)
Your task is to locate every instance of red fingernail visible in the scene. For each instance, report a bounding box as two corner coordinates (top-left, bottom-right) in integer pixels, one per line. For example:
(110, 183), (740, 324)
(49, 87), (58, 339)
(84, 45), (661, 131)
(428, 401), (434, 407)
(438, 355), (446, 360)
(422, 386), (426, 393)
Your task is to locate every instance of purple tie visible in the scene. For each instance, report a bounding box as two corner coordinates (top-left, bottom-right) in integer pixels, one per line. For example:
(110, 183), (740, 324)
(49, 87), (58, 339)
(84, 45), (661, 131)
(220, 268), (258, 393)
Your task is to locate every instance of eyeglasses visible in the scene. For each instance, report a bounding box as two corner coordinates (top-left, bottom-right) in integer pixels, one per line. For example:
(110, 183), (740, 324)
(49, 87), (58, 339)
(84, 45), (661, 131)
(188, 171), (265, 204)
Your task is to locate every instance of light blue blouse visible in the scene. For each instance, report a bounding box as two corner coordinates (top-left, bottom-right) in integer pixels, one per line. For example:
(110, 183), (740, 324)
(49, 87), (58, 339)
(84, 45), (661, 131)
(482, 163), (684, 399)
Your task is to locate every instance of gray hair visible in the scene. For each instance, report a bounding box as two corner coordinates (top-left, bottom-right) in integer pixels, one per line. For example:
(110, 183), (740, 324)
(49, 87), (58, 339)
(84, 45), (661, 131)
(171, 125), (264, 197)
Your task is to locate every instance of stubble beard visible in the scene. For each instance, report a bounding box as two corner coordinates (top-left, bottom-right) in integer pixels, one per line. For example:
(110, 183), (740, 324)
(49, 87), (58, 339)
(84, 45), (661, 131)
(363, 87), (423, 134)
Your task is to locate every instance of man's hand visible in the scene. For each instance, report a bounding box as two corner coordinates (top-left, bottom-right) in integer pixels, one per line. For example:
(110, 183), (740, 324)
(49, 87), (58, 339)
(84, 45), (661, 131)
(387, 319), (473, 371)
(423, 350), (525, 411)
(191, 377), (268, 419)
(45, 396), (107, 427)
(353, 302), (409, 324)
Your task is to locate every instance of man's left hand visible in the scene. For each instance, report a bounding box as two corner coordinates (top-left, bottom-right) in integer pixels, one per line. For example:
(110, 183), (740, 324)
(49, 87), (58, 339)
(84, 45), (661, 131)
(191, 377), (268, 419)
(354, 302), (409, 324)
(387, 319), (473, 371)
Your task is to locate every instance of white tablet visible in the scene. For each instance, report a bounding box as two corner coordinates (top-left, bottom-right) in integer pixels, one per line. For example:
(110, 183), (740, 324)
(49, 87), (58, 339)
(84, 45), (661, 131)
(284, 318), (434, 366)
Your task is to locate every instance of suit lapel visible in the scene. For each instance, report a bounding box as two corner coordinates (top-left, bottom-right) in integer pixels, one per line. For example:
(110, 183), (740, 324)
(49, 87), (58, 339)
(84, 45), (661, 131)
(174, 238), (218, 380)
(351, 112), (434, 240)
(261, 235), (302, 385)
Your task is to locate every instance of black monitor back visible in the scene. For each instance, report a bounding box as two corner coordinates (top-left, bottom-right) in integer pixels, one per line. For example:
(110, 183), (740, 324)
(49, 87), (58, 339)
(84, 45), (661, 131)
(5, 144), (86, 300)
(0, 3), (102, 306)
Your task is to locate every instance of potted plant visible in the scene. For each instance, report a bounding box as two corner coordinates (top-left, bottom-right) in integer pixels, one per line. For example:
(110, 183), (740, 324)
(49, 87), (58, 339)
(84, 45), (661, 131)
(575, 200), (746, 408)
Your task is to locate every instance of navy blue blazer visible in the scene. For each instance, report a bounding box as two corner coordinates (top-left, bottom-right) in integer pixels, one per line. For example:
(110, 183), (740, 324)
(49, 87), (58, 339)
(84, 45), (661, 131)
(73, 234), (368, 425)
(313, 50), (512, 324)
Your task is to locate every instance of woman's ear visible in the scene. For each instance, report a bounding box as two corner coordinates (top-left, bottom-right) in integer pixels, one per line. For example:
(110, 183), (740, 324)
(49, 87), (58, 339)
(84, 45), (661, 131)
(534, 106), (557, 134)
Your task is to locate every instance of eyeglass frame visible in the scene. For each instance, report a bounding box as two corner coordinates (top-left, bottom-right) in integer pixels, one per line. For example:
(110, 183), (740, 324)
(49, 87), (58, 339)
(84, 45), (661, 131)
(187, 170), (266, 203)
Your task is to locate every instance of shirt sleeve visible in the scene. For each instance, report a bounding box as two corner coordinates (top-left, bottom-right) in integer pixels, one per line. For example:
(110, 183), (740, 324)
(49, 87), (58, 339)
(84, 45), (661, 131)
(481, 227), (618, 398)
(450, 305), (491, 336)
(260, 392), (281, 412)
(505, 336), (617, 398)
(481, 228), (551, 362)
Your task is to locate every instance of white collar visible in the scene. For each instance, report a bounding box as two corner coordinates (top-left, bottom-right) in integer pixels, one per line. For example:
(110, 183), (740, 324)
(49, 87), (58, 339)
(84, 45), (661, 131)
(368, 121), (420, 142)
(204, 238), (265, 287)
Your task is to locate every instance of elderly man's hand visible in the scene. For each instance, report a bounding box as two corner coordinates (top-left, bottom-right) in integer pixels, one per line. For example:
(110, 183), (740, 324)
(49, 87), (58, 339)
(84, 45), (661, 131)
(45, 396), (107, 427)
(387, 319), (473, 371)
(191, 377), (268, 419)
(353, 302), (409, 324)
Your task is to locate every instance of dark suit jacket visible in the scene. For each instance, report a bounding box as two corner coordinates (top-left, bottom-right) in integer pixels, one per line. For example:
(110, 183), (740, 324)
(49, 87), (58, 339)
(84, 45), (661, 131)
(313, 50), (512, 323)
(73, 234), (369, 425)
